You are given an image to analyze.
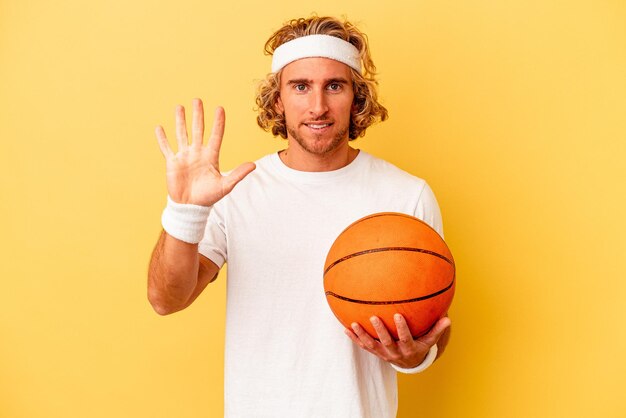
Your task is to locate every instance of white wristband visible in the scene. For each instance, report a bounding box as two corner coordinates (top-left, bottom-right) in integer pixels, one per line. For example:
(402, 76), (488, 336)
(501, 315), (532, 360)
(391, 344), (438, 374)
(161, 196), (212, 244)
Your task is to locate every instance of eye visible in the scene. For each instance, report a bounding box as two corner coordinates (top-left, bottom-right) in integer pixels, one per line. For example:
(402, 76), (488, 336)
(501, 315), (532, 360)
(328, 83), (342, 91)
(294, 84), (307, 92)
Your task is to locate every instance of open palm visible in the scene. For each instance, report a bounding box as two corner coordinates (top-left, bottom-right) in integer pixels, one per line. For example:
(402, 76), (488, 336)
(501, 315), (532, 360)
(155, 99), (255, 206)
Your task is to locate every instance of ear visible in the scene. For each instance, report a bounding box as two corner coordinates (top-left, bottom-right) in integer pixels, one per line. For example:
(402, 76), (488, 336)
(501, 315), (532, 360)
(275, 95), (284, 115)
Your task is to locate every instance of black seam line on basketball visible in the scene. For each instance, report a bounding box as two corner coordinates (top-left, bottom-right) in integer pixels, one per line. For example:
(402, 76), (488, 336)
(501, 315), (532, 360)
(324, 278), (455, 305)
(324, 247), (454, 276)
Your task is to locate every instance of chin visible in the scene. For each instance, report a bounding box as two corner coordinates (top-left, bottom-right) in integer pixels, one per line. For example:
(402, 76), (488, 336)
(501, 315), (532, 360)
(304, 138), (345, 156)
(289, 127), (349, 156)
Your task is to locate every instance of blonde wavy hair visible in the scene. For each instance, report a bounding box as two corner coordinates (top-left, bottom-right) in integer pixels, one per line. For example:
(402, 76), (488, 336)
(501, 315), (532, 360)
(255, 16), (388, 140)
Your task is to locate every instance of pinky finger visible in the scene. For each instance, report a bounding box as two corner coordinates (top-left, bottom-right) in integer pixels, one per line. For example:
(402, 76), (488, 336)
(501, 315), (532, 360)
(344, 328), (366, 349)
(155, 126), (174, 158)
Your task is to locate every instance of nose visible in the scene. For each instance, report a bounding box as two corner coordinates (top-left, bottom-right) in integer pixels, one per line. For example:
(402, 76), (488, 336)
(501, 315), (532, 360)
(309, 88), (329, 118)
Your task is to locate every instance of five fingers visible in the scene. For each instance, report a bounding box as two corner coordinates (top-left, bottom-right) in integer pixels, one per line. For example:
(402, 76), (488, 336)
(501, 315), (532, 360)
(346, 314), (451, 362)
(155, 99), (256, 198)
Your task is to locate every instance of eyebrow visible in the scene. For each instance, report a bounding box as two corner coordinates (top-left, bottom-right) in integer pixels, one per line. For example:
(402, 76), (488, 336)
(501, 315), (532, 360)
(286, 77), (351, 86)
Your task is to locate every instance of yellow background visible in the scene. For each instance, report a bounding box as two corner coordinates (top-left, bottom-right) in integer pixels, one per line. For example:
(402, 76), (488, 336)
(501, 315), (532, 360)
(2, 0), (625, 417)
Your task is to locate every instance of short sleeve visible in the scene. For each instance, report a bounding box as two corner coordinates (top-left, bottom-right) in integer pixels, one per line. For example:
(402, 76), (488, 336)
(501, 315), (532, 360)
(414, 182), (444, 239)
(198, 201), (228, 268)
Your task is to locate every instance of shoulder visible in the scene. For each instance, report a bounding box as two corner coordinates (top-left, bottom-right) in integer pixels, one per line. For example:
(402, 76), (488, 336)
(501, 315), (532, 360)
(359, 151), (428, 189)
(358, 152), (443, 233)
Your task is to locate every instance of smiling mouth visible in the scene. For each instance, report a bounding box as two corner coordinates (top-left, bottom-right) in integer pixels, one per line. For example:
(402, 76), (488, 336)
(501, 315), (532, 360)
(304, 122), (333, 130)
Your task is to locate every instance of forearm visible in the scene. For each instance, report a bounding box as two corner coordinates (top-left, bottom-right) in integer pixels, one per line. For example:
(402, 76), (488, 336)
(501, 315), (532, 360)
(148, 230), (200, 315)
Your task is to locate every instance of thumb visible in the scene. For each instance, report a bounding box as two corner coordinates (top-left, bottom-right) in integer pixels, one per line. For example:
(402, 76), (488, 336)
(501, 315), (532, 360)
(418, 316), (451, 347)
(222, 162), (256, 194)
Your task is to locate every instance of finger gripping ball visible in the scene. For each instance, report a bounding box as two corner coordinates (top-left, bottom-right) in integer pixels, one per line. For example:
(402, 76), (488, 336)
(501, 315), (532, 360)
(323, 212), (455, 340)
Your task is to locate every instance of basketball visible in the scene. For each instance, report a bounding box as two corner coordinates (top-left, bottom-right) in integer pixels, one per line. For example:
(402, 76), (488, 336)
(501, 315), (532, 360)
(323, 212), (455, 340)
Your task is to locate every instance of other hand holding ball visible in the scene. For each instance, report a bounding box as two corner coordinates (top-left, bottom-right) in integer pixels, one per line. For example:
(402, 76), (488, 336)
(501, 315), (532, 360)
(345, 313), (451, 369)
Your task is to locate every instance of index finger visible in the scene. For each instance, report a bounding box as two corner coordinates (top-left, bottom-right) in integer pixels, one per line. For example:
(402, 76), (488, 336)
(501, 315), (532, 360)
(207, 106), (225, 153)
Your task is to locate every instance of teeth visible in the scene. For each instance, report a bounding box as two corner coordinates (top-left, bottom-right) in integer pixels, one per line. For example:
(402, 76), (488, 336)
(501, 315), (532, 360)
(308, 124), (330, 129)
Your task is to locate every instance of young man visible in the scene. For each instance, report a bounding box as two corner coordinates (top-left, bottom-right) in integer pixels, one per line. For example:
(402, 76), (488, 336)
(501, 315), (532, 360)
(149, 16), (451, 418)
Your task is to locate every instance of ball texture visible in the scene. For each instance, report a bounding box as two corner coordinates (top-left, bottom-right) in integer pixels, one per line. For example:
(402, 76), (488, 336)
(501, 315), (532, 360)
(323, 212), (455, 339)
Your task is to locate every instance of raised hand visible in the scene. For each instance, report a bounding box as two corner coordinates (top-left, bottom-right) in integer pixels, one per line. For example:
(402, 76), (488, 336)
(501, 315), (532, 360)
(155, 98), (256, 206)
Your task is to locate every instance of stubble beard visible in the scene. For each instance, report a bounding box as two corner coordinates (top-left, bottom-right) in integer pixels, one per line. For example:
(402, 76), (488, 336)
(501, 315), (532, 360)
(286, 123), (350, 157)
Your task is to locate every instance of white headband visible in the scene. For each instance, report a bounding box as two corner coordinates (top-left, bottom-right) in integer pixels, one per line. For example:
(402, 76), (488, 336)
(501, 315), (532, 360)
(271, 34), (361, 73)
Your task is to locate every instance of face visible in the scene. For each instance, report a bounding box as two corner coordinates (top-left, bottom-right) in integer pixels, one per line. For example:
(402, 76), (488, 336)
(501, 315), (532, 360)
(276, 57), (354, 156)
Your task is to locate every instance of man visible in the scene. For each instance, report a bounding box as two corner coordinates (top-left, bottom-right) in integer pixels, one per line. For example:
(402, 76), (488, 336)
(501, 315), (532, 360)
(149, 16), (451, 418)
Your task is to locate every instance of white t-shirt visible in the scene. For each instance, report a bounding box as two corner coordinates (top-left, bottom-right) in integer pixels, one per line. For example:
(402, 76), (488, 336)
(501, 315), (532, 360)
(199, 150), (443, 418)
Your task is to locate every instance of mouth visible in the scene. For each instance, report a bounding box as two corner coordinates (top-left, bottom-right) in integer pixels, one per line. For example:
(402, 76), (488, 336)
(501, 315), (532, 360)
(303, 122), (334, 132)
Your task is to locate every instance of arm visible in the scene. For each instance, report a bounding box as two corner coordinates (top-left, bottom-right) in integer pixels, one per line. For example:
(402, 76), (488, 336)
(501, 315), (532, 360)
(147, 230), (219, 315)
(147, 98), (255, 315)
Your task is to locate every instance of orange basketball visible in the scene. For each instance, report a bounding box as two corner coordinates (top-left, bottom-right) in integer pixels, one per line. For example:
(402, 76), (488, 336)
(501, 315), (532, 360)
(323, 212), (455, 340)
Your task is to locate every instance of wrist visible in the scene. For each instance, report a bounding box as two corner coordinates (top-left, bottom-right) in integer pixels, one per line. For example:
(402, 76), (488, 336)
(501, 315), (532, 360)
(391, 344), (438, 374)
(161, 195), (212, 244)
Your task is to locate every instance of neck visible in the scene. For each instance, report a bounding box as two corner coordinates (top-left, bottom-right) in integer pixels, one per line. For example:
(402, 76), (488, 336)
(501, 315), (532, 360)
(279, 142), (359, 172)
